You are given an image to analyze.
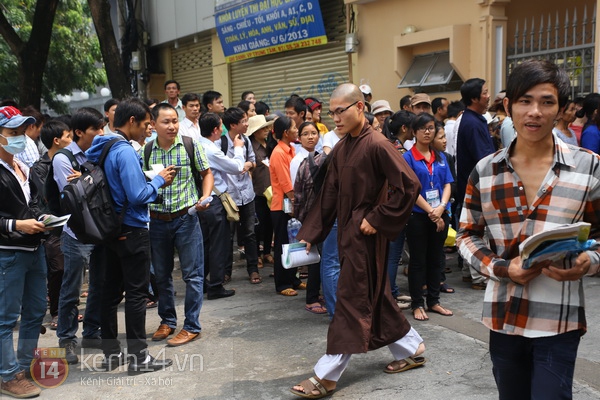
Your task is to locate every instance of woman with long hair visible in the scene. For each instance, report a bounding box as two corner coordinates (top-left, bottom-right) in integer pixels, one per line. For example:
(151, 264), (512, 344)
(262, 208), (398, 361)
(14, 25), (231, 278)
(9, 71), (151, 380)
(269, 116), (304, 296)
(403, 113), (454, 321)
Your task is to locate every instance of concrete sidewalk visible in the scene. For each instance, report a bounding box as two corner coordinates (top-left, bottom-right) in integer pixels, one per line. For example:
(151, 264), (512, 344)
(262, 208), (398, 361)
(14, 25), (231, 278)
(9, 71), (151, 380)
(31, 251), (600, 399)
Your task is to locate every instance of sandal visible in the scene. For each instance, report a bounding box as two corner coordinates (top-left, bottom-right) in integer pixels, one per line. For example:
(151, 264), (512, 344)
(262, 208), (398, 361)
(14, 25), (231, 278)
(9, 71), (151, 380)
(146, 299), (158, 308)
(257, 257), (264, 268)
(249, 272), (262, 284)
(49, 316), (58, 330)
(440, 283), (455, 293)
(290, 377), (335, 399)
(278, 288), (298, 296)
(305, 304), (328, 314)
(295, 282), (307, 290)
(412, 307), (429, 321)
(384, 356), (426, 374)
(428, 303), (453, 316)
(263, 254), (275, 264)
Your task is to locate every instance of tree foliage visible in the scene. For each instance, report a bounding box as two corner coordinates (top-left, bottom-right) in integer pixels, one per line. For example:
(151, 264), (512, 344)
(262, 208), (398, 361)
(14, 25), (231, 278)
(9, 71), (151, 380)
(0, 0), (106, 113)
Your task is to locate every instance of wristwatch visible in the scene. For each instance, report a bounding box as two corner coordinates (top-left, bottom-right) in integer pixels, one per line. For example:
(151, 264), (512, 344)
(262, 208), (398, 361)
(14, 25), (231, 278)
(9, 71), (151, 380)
(440, 201), (447, 207)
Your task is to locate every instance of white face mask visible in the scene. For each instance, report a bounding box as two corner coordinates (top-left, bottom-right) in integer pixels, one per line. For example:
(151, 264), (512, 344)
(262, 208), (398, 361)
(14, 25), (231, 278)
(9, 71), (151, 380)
(0, 134), (27, 155)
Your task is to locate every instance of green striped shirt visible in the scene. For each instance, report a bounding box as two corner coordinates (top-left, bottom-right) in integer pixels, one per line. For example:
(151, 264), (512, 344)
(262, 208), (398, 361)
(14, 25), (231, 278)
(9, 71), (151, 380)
(145, 135), (209, 213)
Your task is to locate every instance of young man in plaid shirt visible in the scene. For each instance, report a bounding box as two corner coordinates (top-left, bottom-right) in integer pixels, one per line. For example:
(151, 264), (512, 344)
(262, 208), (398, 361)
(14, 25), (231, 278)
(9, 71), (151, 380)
(146, 103), (214, 347)
(457, 60), (600, 399)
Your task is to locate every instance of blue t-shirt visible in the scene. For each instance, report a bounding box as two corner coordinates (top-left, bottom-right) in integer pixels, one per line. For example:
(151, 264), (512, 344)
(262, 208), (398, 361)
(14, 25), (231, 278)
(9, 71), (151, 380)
(404, 147), (454, 214)
(580, 124), (600, 154)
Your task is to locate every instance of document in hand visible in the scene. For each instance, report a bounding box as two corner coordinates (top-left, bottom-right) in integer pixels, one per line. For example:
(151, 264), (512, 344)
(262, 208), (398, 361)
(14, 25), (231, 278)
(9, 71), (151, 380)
(520, 222), (599, 269)
(281, 242), (321, 269)
(42, 214), (71, 228)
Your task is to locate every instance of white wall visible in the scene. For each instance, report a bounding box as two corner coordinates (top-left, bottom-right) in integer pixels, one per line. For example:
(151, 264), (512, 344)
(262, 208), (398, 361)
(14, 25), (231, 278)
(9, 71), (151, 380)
(144, 0), (216, 46)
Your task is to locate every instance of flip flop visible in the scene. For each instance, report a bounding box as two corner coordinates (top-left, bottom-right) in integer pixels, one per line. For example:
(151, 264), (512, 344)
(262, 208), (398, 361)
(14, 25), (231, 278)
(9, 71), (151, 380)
(384, 356), (426, 374)
(279, 288), (298, 296)
(290, 377), (335, 399)
(440, 283), (455, 293)
(428, 304), (453, 316)
(412, 307), (429, 321)
(305, 304), (328, 314)
(249, 272), (262, 284)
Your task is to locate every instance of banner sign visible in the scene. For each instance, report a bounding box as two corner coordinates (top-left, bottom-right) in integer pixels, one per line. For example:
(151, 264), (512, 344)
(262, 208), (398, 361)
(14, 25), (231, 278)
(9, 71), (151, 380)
(215, 0), (327, 63)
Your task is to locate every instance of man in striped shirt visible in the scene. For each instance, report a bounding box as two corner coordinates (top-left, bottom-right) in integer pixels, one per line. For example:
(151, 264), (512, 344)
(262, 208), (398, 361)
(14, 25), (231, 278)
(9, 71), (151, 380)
(458, 60), (600, 400)
(146, 103), (214, 347)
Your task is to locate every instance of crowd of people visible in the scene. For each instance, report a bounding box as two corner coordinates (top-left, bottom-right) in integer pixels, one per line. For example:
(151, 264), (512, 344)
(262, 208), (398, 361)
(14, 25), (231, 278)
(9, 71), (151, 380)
(1, 60), (600, 399)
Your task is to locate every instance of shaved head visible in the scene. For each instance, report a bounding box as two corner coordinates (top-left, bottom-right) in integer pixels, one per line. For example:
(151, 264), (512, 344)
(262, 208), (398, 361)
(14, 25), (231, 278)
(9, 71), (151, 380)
(329, 83), (367, 137)
(331, 83), (365, 104)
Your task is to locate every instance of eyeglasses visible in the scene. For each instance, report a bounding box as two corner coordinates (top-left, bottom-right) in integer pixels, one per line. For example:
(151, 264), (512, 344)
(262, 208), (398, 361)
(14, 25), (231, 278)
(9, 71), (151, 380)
(327, 101), (359, 117)
(417, 126), (435, 133)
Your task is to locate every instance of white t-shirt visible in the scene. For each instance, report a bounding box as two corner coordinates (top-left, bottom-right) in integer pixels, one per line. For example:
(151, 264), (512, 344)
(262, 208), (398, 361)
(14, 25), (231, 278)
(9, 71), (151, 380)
(323, 130), (342, 151)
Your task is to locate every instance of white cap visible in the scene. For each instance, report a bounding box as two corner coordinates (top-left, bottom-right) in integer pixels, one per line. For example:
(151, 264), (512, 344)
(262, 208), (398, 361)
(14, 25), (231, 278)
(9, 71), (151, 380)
(359, 84), (372, 95)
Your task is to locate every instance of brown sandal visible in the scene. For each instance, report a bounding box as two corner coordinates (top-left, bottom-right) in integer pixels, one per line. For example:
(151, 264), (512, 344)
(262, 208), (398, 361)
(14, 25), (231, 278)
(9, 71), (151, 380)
(249, 272), (262, 284)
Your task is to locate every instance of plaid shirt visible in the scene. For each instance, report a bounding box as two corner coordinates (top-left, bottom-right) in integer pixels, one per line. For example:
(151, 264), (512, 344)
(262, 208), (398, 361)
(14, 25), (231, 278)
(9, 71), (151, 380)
(146, 135), (209, 213)
(457, 135), (600, 338)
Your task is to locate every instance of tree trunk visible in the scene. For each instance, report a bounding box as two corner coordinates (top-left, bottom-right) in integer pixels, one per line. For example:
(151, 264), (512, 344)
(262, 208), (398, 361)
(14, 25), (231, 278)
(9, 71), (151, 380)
(88, 0), (132, 99)
(0, 0), (60, 109)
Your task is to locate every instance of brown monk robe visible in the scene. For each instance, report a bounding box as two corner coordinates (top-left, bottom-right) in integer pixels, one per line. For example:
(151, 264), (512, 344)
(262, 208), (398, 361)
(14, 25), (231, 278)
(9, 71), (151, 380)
(298, 120), (421, 355)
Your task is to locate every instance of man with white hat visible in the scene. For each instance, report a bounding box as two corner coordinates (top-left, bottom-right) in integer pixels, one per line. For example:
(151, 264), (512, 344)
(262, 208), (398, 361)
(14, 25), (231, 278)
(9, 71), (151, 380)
(0, 106), (45, 398)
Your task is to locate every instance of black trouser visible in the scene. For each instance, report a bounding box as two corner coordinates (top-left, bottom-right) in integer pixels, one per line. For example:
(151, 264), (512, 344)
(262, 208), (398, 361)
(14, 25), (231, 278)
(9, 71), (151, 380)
(198, 196), (231, 292)
(271, 211), (301, 292)
(406, 212), (449, 309)
(44, 234), (64, 317)
(231, 200), (259, 276)
(101, 226), (150, 361)
(254, 195), (273, 256)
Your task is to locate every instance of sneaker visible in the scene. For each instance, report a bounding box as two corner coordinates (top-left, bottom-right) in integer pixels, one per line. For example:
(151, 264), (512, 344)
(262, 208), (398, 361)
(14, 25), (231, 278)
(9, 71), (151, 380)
(62, 342), (79, 364)
(1, 371), (41, 398)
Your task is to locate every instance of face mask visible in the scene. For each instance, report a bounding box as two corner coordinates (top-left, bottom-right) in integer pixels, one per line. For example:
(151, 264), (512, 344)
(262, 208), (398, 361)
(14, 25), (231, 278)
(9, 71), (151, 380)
(0, 134), (27, 155)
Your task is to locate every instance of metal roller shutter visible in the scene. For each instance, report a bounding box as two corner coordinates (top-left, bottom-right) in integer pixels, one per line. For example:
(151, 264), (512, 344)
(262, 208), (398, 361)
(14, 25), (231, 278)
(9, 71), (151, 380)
(172, 34), (213, 95)
(230, 0), (348, 116)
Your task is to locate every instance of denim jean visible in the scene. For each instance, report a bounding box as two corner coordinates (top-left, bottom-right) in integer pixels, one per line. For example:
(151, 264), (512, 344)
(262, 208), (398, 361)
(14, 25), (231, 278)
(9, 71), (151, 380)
(490, 329), (581, 400)
(0, 247), (47, 380)
(150, 213), (204, 333)
(58, 232), (102, 345)
(455, 201), (485, 284)
(386, 229), (406, 298)
(320, 220), (340, 318)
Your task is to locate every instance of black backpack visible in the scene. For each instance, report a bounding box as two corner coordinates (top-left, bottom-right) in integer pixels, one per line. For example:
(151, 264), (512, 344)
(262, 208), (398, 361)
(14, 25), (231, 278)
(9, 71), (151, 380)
(143, 135), (203, 197)
(59, 138), (126, 244)
(30, 150), (80, 215)
(220, 134), (250, 161)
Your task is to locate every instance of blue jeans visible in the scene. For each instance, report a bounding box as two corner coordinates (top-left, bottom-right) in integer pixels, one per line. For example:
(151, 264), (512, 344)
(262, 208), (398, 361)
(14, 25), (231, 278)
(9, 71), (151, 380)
(386, 229), (405, 298)
(490, 329), (581, 400)
(58, 232), (102, 345)
(0, 247), (47, 380)
(320, 221), (340, 318)
(150, 213), (204, 333)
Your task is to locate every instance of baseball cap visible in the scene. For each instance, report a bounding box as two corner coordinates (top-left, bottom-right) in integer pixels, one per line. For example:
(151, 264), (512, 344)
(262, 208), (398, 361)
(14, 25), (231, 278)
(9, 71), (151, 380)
(371, 100), (393, 115)
(305, 98), (322, 112)
(410, 93), (432, 107)
(359, 84), (372, 95)
(0, 106), (36, 129)
(246, 114), (274, 136)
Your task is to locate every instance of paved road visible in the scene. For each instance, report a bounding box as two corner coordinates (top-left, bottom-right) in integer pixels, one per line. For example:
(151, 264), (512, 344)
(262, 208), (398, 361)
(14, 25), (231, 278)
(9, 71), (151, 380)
(32, 251), (600, 399)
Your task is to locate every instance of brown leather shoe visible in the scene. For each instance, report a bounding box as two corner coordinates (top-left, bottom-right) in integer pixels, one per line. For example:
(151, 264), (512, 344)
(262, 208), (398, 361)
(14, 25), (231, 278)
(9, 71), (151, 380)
(152, 324), (175, 341)
(167, 329), (200, 347)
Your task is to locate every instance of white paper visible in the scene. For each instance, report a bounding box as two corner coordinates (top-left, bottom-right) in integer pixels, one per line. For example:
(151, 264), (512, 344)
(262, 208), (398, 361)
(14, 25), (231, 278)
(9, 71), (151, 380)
(281, 243), (320, 269)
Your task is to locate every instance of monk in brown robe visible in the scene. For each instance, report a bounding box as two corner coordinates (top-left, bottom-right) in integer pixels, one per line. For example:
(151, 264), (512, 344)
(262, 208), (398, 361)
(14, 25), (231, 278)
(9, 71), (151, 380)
(291, 83), (426, 399)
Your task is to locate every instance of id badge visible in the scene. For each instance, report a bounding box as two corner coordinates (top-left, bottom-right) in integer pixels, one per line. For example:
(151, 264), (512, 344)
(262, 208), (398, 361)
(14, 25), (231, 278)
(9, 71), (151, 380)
(425, 188), (440, 208)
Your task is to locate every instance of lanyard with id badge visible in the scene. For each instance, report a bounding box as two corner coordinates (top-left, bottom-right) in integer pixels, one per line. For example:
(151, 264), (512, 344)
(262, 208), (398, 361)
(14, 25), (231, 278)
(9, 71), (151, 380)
(423, 161), (441, 208)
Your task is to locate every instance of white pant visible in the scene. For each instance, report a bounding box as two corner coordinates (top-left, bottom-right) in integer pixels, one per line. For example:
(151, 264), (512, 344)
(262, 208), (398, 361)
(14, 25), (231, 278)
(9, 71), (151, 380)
(314, 327), (423, 382)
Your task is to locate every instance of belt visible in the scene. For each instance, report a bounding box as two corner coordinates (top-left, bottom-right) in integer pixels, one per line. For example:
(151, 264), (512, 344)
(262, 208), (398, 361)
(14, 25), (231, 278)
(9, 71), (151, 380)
(149, 208), (188, 221)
